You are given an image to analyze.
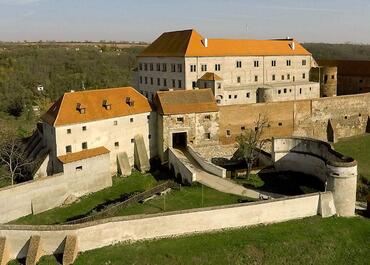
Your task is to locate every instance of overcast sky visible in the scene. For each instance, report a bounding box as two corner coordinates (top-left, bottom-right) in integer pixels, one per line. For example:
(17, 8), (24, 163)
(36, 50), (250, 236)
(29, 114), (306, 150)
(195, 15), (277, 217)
(0, 0), (369, 43)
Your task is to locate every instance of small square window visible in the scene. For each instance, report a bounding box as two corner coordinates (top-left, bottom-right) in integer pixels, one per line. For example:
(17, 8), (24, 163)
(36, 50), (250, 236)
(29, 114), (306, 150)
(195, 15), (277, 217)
(114, 120), (118, 126)
(241, 126), (245, 130)
(284, 88), (287, 93)
(131, 138), (134, 143)
(234, 95), (237, 99)
(147, 115), (150, 120)
(204, 133), (211, 140)
(115, 142), (119, 147)
(254, 75), (258, 82)
(148, 134), (152, 139)
(278, 122), (283, 126)
(66, 145), (72, 153)
(67, 129), (71, 134)
(130, 118), (134, 123)
(302, 73), (306, 79)
(76, 166), (83, 171)
(272, 75), (276, 81)
(82, 142), (88, 149)
(228, 95), (232, 99)
(246, 93), (250, 98)
(278, 90), (281, 94)
(204, 115), (211, 120)
(226, 130), (231, 136)
(176, 117), (184, 123)
(237, 76), (241, 83)
(82, 126), (87, 131)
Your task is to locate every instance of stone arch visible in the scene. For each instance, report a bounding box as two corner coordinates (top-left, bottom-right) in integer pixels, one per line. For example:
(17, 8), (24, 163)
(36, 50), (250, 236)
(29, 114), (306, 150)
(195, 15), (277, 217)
(327, 119), (335, 143)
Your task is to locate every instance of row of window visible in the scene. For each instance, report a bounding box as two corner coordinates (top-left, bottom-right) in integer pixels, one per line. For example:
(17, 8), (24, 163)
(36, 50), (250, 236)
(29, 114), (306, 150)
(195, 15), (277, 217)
(234, 73), (306, 84)
(277, 86), (312, 95)
(175, 114), (211, 123)
(139, 76), (182, 88)
(227, 92), (251, 100)
(139, 63), (183, 73)
(65, 135), (152, 154)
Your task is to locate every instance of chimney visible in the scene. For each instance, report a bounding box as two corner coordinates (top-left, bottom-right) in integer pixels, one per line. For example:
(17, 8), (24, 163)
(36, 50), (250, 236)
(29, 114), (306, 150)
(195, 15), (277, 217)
(291, 41), (295, 50)
(76, 103), (86, 114)
(202, 38), (208, 48)
(102, 99), (111, 110)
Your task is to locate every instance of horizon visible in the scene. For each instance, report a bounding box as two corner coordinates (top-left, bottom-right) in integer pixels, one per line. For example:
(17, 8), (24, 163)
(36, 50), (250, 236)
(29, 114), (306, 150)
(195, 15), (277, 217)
(0, 0), (370, 44)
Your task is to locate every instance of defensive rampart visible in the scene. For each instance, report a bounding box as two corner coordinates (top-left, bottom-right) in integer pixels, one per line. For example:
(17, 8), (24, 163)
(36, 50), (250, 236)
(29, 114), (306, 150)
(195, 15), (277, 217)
(272, 137), (357, 216)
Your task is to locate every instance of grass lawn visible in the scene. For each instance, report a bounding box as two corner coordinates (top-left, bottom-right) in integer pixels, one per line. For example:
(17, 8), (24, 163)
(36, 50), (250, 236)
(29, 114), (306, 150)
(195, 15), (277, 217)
(334, 133), (370, 181)
(9, 216), (369, 265)
(11, 171), (158, 225)
(116, 183), (248, 217)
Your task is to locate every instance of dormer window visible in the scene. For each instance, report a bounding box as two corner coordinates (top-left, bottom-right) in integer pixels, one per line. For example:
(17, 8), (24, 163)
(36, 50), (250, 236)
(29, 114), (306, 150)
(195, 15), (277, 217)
(126, 97), (135, 107)
(76, 103), (86, 114)
(102, 99), (111, 110)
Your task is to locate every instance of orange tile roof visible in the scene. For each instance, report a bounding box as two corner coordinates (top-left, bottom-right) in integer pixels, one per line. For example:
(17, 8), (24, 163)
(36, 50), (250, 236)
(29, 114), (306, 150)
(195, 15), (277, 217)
(42, 87), (151, 126)
(155, 89), (218, 115)
(199, 72), (223, 81)
(58, 146), (110, 164)
(318, 59), (370, 77)
(139, 29), (311, 57)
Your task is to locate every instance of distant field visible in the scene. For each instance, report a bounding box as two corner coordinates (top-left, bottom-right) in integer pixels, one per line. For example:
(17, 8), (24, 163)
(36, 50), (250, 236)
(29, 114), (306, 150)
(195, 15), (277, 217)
(0, 41), (148, 48)
(9, 216), (370, 265)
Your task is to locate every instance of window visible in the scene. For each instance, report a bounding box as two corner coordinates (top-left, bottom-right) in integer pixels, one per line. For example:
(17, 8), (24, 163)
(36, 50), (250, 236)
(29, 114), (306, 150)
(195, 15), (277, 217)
(157, 78), (160, 86)
(144, 77), (148, 84)
(76, 166), (82, 171)
(272, 74), (276, 81)
(331, 75), (335, 80)
(284, 88), (287, 93)
(150, 63), (153, 71)
(177, 64), (182, 72)
(139, 63), (143, 70)
(139, 76), (143, 84)
(192, 81), (197, 88)
(278, 90), (281, 94)
(272, 60), (276, 67)
(217, 83), (222, 89)
(234, 95), (237, 99)
(66, 145), (72, 153)
(226, 129), (231, 136)
(309, 87), (312, 91)
(114, 120), (118, 126)
(302, 59), (307, 66)
(163, 78), (167, 86)
(67, 128), (71, 134)
(172, 79), (176, 87)
(281, 75), (285, 81)
(130, 118), (134, 123)
(215, 64), (221, 71)
(286, 60), (291, 66)
(150, 77), (153, 85)
(289, 89), (292, 93)
(115, 142), (119, 147)
(254, 60), (259, 67)
(287, 74), (290, 80)
(246, 92), (250, 98)
(359, 79), (363, 83)
(178, 80), (182, 88)
(82, 126), (87, 131)
(302, 73), (306, 79)
(204, 133), (211, 140)
(147, 114), (150, 120)
(237, 76), (241, 83)
(82, 142), (88, 150)
(162, 63), (167, 72)
(171, 64), (176, 72)
(204, 115), (211, 120)
(254, 75), (258, 82)
(201, 64), (207, 71)
(236, 61), (242, 68)
(156, 63), (161, 71)
(241, 126), (245, 130)
(190, 64), (196, 72)
(176, 117), (184, 123)
(131, 138), (134, 143)
(228, 95), (232, 99)
(144, 63), (148, 71)
(278, 122), (283, 126)
(148, 134), (152, 139)
(299, 88), (302, 94)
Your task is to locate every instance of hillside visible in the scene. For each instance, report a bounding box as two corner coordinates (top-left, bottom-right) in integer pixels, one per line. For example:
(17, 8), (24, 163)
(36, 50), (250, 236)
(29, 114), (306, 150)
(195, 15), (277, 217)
(303, 42), (370, 60)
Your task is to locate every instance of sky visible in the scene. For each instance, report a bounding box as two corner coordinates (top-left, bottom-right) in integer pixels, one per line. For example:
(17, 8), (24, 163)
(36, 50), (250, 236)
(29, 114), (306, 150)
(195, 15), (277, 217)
(0, 0), (370, 43)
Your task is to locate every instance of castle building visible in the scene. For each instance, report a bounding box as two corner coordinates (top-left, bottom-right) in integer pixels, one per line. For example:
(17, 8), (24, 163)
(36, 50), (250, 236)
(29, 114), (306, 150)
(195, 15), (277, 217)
(136, 29), (320, 105)
(38, 87), (155, 176)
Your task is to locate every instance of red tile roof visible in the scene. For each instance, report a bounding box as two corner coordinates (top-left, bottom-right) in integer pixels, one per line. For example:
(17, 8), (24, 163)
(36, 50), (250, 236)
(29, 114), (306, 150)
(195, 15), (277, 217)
(42, 87), (151, 126)
(58, 146), (110, 164)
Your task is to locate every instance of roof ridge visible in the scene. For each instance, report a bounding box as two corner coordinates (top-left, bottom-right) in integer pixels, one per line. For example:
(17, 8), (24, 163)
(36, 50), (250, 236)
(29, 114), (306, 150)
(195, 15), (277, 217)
(64, 86), (134, 95)
(53, 94), (65, 126)
(184, 29), (203, 56)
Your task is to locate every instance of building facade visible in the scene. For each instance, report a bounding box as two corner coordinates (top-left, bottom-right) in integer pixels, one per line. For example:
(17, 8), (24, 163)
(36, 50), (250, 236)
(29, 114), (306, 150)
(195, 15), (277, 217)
(136, 29), (320, 105)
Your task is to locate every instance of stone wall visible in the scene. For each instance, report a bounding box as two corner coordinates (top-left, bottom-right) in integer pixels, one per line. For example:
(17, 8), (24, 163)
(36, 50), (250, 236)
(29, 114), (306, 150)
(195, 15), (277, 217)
(0, 192), (329, 260)
(0, 153), (111, 224)
(272, 137), (357, 216)
(219, 92), (370, 144)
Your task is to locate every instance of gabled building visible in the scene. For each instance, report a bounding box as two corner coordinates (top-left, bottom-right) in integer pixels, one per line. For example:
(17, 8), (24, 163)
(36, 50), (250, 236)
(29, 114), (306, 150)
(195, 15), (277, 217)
(38, 87), (155, 176)
(136, 29), (320, 105)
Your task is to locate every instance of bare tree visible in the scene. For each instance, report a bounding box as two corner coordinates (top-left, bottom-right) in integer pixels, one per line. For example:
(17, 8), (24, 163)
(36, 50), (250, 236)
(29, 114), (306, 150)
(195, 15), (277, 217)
(0, 127), (32, 186)
(235, 114), (269, 179)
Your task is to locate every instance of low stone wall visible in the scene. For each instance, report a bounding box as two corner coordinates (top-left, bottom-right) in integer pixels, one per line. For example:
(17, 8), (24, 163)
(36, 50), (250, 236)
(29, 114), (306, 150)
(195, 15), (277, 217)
(0, 153), (111, 224)
(272, 137), (357, 216)
(0, 192), (331, 260)
(187, 145), (226, 178)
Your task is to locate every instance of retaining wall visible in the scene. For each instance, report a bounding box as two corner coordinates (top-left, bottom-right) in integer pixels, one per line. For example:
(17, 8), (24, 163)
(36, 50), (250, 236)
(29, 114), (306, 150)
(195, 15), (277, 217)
(0, 192), (330, 260)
